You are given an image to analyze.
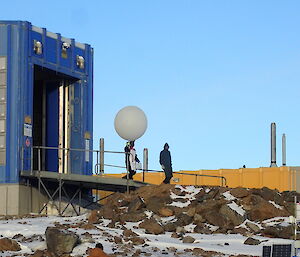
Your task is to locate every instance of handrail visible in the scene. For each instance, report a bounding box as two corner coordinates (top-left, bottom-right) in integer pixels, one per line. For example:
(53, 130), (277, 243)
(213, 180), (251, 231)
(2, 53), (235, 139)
(32, 145), (125, 154)
(28, 145), (227, 187)
(102, 163), (227, 187)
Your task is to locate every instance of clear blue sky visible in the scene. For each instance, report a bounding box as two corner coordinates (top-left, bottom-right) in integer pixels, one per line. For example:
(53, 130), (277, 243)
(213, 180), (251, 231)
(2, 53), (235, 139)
(3, 1), (300, 172)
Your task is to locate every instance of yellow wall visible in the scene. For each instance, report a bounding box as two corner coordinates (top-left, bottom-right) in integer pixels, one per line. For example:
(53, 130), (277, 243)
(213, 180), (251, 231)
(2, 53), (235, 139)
(93, 166), (299, 202)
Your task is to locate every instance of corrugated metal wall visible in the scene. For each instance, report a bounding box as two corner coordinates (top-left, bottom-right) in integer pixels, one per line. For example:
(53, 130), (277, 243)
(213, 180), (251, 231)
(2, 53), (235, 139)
(100, 166), (298, 192)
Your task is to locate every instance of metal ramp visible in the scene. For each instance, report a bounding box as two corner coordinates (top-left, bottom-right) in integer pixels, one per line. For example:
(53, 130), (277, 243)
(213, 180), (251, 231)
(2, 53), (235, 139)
(20, 170), (149, 216)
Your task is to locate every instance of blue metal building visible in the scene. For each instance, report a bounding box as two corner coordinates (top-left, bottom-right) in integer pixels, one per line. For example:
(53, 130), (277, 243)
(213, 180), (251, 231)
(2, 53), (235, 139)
(0, 21), (146, 216)
(0, 20), (93, 184)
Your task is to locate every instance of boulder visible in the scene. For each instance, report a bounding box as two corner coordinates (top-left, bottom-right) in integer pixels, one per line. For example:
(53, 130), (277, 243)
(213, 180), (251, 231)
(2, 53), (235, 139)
(242, 194), (263, 206)
(281, 191), (300, 203)
(252, 187), (278, 201)
(45, 227), (79, 255)
(176, 226), (186, 234)
(192, 248), (221, 257)
(248, 200), (289, 221)
(173, 214), (193, 227)
(136, 184), (173, 203)
(119, 212), (146, 222)
(220, 204), (245, 226)
(195, 199), (225, 214)
(139, 219), (164, 235)
(182, 236), (195, 243)
(193, 224), (213, 234)
(203, 211), (234, 230)
(0, 238), (21, 251)
(87, 210), (99, 224)
(146, 196), (169, 213)
(283, 202), (295, 216)
(158, 207), (174, 217)
(114, 236), (122, 244)
(232, 227), (249, 236)
(230, 188), (249, 198)
(131, 236), (145, 245)
(186, 207), (196, 217)
(163, 222), (177, 232)
(171, 232), (180, 238)
(132, 249), (142, 257)
(262, 225), (293, 239)
(243, 237), (260, 245)
(246, 222), (261, 233)
(98, 205), (120, 220)
(123, 229), (138, 237)
(128, 197), (146, 212)
(80, 223), (98, 230)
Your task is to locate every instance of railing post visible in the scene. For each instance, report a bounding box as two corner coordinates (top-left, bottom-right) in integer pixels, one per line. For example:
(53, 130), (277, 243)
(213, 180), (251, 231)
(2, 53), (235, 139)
(100, 138), (104, 174)
(96, 151), (99, 175)
(143, 148), (148, 182)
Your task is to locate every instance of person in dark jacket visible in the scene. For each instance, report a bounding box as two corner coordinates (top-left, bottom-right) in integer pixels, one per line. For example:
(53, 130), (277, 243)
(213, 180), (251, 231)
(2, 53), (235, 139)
(159, 143), (173, 184)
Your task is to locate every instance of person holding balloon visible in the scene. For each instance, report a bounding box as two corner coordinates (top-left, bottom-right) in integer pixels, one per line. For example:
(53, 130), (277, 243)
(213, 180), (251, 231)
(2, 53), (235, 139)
(124, 141), (140, 179)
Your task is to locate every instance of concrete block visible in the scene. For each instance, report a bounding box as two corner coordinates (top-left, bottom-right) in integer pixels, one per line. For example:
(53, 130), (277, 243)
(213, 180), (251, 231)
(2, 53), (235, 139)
(0, 186), (7, 215)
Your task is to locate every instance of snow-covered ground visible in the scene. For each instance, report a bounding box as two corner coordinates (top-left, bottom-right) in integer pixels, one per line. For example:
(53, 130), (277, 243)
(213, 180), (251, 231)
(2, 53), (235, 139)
(0, 185), (296, 256)
(0, 214), (293, 257)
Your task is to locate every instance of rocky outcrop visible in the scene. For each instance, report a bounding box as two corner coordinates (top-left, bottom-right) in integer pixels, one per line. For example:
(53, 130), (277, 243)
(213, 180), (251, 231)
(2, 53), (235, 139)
(86, 184), (297, 240)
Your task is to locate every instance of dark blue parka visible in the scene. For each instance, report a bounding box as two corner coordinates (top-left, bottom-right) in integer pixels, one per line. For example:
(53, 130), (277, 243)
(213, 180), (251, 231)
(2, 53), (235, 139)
(159, 150), (172, 168)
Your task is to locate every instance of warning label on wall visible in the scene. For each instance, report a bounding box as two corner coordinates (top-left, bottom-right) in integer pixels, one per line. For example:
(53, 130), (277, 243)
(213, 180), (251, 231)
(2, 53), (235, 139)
(24, 124), (32, 137)
(25, 138), (30, 147)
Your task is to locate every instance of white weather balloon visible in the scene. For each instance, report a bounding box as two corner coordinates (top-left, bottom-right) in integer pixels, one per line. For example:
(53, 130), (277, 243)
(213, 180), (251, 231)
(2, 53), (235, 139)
(114, 106), (147, 141)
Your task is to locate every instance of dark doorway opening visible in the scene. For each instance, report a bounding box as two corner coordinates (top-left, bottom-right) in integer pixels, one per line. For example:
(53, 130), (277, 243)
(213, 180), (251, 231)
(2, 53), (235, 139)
(33, 65), (78, 172)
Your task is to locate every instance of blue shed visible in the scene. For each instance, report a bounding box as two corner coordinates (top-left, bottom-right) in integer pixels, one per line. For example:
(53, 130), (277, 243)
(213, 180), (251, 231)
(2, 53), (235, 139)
(0, 21), (93, 184)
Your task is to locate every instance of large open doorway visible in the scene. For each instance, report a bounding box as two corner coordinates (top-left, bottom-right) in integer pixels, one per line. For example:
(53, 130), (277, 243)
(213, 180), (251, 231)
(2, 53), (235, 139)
(33, 65), (78, 173)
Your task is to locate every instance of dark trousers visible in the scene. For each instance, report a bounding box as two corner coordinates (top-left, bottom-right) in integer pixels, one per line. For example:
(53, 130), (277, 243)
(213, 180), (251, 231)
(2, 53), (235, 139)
(128, 167), (136, 179)
(163, 166), (173, 184)
(124, 160), (136, 179)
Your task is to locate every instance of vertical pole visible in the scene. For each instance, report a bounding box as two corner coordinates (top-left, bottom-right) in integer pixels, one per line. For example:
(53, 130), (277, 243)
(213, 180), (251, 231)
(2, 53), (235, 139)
(282, 133), (286, 166)
(143, 148), (148, 182)
(79, 187), (81, 216)
(31, 146), (33, 174)
(100, 138), (104, 174)
(38, 148), (41, 172)
(294, 196), (297, 242)
(270, 122), (277, 167)
(38, 177), (41, 214)
(59, 179), (62, 216)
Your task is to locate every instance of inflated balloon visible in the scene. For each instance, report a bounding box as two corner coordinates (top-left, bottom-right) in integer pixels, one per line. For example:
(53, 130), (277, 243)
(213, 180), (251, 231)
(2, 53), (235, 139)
(114, 106), (147, 141)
